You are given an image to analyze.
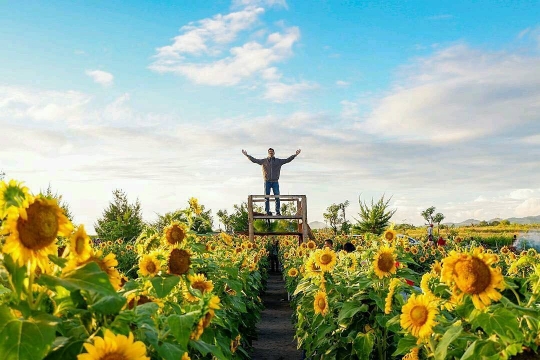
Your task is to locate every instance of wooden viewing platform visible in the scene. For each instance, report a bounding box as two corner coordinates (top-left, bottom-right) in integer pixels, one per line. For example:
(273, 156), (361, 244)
(247, 194), (310, 243)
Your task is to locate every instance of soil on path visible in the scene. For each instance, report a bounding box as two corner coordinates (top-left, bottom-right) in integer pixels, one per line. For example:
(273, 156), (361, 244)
(251, 272), (302, 360)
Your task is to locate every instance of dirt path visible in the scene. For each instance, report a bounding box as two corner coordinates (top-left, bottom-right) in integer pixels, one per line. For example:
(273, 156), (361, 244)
(251, 272), (302, 360)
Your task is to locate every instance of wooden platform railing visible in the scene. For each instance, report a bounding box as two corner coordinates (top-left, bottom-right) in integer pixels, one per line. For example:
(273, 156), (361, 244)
(247, 195), (309, 243)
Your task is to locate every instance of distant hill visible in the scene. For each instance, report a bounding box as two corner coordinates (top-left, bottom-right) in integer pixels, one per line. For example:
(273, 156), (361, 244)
(506, 215), (540, 225)
(444, 215), (540, 226)
(309, 221), (327, 230)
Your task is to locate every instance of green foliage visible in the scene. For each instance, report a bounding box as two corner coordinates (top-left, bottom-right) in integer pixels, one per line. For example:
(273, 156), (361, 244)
(94, 189), (144, 242)
(353, 195), (396, 235)
(421, 206), (445, 235)
(42, 184), (74, 222)
(96, 239), (138, 278)
(152, 207), (213, 234)
(217, 202), (254, 233)
(323, 201), (350, 235)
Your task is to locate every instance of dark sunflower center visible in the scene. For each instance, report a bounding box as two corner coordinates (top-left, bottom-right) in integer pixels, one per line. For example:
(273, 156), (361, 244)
(75, 237), (86, 254)
(320, 254), (332, 265)
(167, 226), (185, 245)
(17, 202), (59, 250)
(192, 282), (207, 292)
(385, 232), (394, 241)
(146, 261), (157, 273)
(410, 305), (428, 325)
(317, 297), (327, 310)
(453, 257), (491, 294)
(102, 353), (127, 360)
(169, 249), (190, 275)
(378, 253), (394, 272)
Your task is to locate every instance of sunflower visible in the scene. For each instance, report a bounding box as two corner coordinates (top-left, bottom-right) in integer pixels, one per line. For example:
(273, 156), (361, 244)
(126, 293), (163, 310)
(403, 348), (420, 360)
(230, 334), (241, 354)
(288, 267), (299, 277)
(373, 245), (397, 279)
(441, 248), (505, 309)
(208, 294), (221, 310)
(168, 249), (191, 275)
(383, 228), (397, 243)
(164, 222), (187, 246)
(69, 225), (92, 261)
(400, 294), (438, 339)
(313, 290), (329, 315)
(339, 252), (357, 272)
(304, 257), (321, 276)
(2, 195), (72, 272)
(431, 260), (442, 275)
(306, 240), (317, 250)
(219, 232), (233, 245)
(384, 278), (402, 314)
(188, 273), (214, 294)
(0, 179), (32, 217)
(314, 248), (337, 272)
(411, 246), (419, 255)
(420, 273), (435, 297)
(78, 329), (149, 360)
(65, 250), (123, 290)
(139, 254), (161, 277)
(188, 197), (202, 215)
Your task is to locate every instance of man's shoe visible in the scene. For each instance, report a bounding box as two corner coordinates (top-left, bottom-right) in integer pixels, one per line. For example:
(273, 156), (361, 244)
(266, 212), (272, 216)
(276, 213), (281, 216)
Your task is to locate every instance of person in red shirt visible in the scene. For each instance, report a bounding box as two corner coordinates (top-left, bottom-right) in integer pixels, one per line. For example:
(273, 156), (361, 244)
(437, 236), (446, 246)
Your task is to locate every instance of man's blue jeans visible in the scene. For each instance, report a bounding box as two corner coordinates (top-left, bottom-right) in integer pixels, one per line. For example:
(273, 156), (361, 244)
(264, 181), (280, 214)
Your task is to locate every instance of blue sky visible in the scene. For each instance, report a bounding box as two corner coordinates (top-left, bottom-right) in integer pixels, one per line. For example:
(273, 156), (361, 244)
(1, 0), (540, 232)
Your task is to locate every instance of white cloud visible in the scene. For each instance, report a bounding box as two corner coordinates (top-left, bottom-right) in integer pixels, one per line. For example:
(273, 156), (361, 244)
(336, 80), (349, 87)
(85, 70), (114, 86)
(263, 80), (317, 102)
(0, 85), (91, 124)
(515, 198), (540, 217)
(149, 1), (307, 101)
(151, 26), (300, 86)
(359, 44), (540, 143)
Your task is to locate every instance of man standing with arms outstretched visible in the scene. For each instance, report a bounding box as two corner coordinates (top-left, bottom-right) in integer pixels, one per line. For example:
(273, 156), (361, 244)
(242, 148), (301, 216)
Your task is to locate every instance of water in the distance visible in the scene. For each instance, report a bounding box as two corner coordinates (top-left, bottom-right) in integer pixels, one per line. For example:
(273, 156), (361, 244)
(513, 230), (540, 251)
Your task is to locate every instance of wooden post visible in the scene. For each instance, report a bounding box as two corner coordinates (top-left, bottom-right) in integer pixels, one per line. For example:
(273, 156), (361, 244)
(248, 195), (254, 242)
(302, 195), (308, 243)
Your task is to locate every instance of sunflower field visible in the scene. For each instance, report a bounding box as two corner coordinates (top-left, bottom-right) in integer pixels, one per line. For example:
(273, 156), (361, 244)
(0, 180), (267, 359)
(280, 228), (540, 359)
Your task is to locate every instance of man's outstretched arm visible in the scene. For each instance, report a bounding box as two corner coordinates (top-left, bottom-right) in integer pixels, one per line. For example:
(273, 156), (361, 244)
(242, 149), (264, 164)
(280, 149), (301, 164)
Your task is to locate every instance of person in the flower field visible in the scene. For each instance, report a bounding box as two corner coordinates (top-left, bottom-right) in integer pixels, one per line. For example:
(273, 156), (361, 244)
(437, 236), (446, 246)
(242, 148), (301, 216)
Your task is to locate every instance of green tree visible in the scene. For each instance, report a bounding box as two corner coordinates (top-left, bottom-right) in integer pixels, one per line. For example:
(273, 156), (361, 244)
(216, 209), (233, 232)
(421, 206), (436, 225)
(218, 202), (251, 233)
(433, 212), (445, 236)
(353, 195), (396, 235)
(94, 189), (144, 242)
(42, 184), (74, 222)
(422, 207), (445, 236)
(323, 201), (350, 235)
(152, 208), (213, 234)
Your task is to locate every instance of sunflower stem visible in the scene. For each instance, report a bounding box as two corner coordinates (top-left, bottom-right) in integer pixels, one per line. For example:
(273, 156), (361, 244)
(509, 286), (522, 306)
(27, 262), (35, 309)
